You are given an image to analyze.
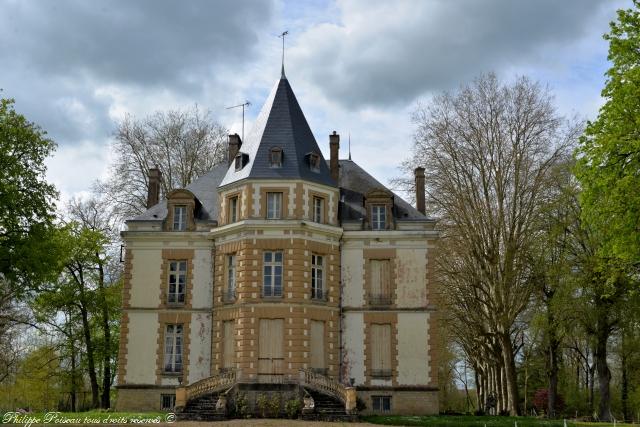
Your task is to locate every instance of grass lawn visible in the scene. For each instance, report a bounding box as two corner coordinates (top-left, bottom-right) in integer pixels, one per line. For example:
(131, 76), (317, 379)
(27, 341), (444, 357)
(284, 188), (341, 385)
(362, 415), (639, 427)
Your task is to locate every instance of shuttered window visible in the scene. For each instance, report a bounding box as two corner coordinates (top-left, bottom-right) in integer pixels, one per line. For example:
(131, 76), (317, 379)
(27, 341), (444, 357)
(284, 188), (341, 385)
(370, 323), (392, 379)
(222, 320), (235, 369)
(258, 319), (284, 382)
(370, 259), (391, 305)
(310, 320), (326, 374)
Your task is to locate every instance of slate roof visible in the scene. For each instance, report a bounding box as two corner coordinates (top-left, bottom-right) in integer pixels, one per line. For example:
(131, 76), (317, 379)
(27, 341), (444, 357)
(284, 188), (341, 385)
(338, 159), (430, 222)
(219, 76), (336, 188)
(130, 163), (228, 223)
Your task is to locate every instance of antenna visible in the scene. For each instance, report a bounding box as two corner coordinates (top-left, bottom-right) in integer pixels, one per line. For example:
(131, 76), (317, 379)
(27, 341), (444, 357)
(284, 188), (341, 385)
(226, 101), (251, 142)
(278, 30), (289, 77)
(348, 132), (352, 160)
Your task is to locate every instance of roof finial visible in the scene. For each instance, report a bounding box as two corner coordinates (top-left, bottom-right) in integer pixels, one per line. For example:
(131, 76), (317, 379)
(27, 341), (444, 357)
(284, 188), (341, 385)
(348, 132), (352, 160)
(279, 30), (289, 78)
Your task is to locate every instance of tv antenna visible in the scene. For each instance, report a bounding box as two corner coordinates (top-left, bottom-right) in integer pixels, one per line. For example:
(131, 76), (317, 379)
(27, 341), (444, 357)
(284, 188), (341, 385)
(226, 101), (251, 141)
(278, 30), (289, 77)
(348, 132), (352, 160)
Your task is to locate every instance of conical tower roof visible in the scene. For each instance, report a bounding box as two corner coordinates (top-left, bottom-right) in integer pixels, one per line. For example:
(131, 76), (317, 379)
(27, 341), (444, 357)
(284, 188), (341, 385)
(219, 75), (335, 188)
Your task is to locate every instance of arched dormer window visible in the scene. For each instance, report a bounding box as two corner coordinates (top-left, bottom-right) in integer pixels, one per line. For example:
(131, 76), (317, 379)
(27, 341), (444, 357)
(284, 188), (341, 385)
(306, 152), (321, 173)
(364, 188), (394, 231)
(269, 147), (283, 168)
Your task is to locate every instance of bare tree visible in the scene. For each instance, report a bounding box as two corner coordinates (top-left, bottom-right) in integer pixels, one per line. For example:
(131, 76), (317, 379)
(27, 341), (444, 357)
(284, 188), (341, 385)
(404, 73), (580, 415)
(97, 105), (227, 220)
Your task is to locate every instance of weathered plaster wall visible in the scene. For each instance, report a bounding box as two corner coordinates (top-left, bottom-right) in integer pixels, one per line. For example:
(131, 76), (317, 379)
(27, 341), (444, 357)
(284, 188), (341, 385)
(125, 311), (159, 384)
(397, 312), (430, 385)
(188, 312), (212, 383)
(191, 249), (213, 309)
(342, 248), (364, 307)
(395, 248), (428, 307)
(129, 249), (162, 308)
(342, 312), (365, 384)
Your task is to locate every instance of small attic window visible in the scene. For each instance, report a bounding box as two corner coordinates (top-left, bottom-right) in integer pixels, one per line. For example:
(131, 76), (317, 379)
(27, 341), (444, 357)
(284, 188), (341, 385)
(308, 152), (321, 172)
(234, 152), (249, 171)
(269, 147), (283, 168)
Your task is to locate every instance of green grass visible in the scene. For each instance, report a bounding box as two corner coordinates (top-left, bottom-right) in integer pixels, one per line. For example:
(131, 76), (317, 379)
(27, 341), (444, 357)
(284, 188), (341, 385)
(361, 415), (639, 427)
(1, 410), (172, 424)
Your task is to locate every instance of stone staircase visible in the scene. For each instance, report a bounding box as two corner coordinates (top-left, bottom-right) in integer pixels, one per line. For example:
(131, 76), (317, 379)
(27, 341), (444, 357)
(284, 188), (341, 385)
(301, 388), (358, 422)
(178, 392), (226, 421)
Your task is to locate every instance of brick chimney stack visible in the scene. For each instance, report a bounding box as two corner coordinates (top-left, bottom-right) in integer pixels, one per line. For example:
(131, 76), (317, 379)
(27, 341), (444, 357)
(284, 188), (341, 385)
(228, 133), (242, 166)
(415, 167), (426, 215)
(329, 131), (340, 183)
(147, 167), (162, 209)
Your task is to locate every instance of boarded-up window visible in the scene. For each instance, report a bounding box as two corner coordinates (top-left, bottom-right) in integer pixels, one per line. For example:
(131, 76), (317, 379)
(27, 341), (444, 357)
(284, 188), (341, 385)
(370, 259), (391, 305)
(222, 320), (235, 369)
(310, 320), (325, 374)
(370, 323), (392, 379)
(258, 319), (284, 382)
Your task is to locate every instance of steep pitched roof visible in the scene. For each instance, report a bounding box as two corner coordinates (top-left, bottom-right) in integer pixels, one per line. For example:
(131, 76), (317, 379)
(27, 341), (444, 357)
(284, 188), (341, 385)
(338, 159), (432, 222)
(219, 76), (336, 188)
(129, 163), (228, 223)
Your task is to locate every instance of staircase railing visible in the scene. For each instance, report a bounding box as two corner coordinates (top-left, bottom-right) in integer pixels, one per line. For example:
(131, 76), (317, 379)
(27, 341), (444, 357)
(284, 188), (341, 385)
(298, 368), (357, 414)
(175, 369), (237, 410)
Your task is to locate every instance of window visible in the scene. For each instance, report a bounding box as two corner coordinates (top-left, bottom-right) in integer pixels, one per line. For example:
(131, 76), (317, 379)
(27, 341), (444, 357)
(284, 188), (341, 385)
(370, 324), (392, 379)
(309, 153), (321, 172)
(372, 396), (391, 413)
(173, 205), (187, 231)
(270, 147), (282, 168)
(234, 153), (243, 171)
(168, 260), (187, 305)
(225, 254), (236, 303)
(371, 205), (386, 230)
(369, 259), (391, 306)
(228, 196), (238, 223)
(161, 394), (176, 410)
(311, 254), (324, 300)
(313, 197), (324, 223)
(266, 192), (282, 219)
(163, 324), (183, 373)
(263, 251), (283, 297)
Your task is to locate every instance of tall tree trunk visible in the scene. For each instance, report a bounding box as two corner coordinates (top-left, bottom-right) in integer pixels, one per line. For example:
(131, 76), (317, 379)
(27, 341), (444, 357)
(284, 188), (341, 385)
(595, 313), (612, 422)
(80, 304), (100, 409)
(547, 316), (560, 418)
(70, 335), (77, 412)
(500, 332), (520, 415)
(97, 259), (111, 409)
(621, 348), (628, 421)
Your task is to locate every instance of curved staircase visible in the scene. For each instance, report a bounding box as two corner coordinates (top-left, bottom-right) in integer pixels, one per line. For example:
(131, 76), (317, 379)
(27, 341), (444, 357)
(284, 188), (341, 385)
(179, 392), (226, 421)
(302, 388), (358, 421)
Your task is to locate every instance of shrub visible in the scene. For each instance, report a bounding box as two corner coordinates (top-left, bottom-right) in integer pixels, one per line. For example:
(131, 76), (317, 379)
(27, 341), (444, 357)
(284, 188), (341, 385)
(256, 393), (269, 418)
(533, 388), (565, 416)
(268, 393), (281, 417)
(284, 398), (302, 419)
(234, 392), (250, 418)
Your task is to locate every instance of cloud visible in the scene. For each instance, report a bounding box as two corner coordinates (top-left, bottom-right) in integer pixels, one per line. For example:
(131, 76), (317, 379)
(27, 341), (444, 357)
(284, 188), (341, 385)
(288, 0), (617, 108)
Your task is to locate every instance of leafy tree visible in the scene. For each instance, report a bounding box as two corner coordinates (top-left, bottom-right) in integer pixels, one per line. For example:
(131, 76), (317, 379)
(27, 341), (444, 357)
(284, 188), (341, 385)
(575, 1), (640, 271)
(405, 73), (579, 415)
(0, 97), (59, 292)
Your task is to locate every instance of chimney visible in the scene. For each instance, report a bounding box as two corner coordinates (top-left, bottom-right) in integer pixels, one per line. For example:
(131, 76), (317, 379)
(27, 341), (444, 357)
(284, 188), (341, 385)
(147, 167), (162, 209)
(415, 167), (426, 215)
(329, 131), (340, 183)
(228, 133), (242, 166)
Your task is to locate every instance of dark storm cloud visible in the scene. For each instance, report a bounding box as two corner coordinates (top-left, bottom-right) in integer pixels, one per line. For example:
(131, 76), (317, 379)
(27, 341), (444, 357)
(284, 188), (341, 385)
(1, 0), (274, 89)
(292, 0), (611, 107)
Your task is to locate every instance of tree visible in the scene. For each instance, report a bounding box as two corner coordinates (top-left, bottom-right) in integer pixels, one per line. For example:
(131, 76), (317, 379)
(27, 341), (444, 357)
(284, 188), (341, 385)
(0, 97), (59, 292)
(575, 1), (640, 272)
(97, 106), (227, 220)
(406, 73), (580, 415)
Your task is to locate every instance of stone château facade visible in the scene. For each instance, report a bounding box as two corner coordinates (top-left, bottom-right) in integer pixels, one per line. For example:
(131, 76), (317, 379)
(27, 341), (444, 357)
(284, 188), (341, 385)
(115, 71), (439, 416)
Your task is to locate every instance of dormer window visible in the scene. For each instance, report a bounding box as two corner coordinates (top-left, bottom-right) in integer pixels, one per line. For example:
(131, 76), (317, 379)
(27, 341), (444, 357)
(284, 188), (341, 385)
(173, 205), (187, 231)
(269, 147), (283, 168)
(308, 152), (321, 172)
(234, 152), (249, 171)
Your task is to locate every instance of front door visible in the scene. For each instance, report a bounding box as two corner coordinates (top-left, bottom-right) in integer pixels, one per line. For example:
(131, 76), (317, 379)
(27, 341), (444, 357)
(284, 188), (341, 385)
(258, 318), (284, 382)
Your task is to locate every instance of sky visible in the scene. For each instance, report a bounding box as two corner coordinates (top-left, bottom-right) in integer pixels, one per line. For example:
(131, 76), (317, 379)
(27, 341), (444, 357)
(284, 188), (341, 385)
(0, 0), (631, 204)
